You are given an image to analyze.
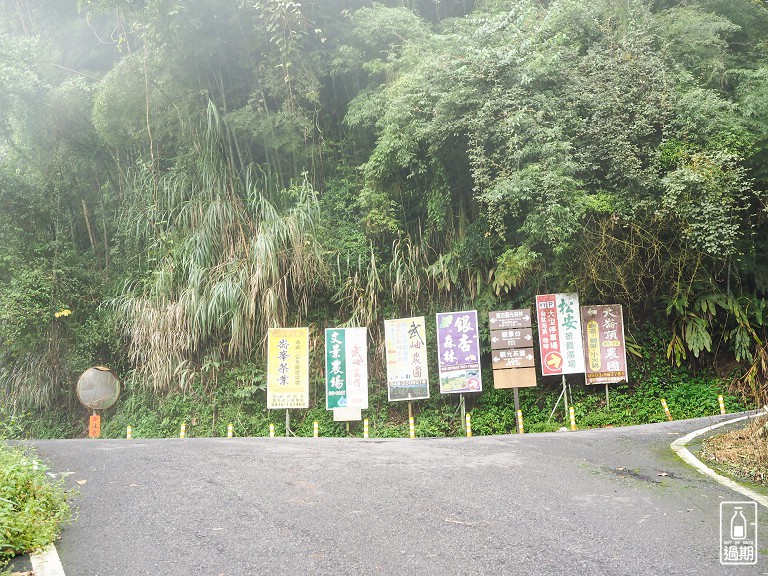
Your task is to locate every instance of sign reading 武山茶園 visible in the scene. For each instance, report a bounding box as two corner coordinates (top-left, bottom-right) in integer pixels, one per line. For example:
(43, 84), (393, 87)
(385, 316), (430, 401)
(436, 310), (482, 394)
(267, 327), (309, 409)
(535, 294), (585, 377)
(325, 327), (369, 410)
(581, 304), (628, 385)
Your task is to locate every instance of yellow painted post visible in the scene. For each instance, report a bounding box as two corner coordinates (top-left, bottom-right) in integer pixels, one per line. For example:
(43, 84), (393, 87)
(363, 418), (369, 439)
(718, 395), (726, 415)
(227, 423), (234, 438)
(409, 416), (415, 439)
(126, 426), (132, 440)
(179, 423), (186, 438)
(465, 413), (472, 437)
(661, 399), (673, 421)
(517, 410), (524, 434)
(569, 406), (577, 431)
(269, 423), (275, 438)
(313, 421), (319, 438)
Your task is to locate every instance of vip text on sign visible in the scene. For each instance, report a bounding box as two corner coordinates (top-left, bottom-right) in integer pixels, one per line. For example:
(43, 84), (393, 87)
(436, 310), (482, 394)
(385, 316), (430, 401)
(267, 327), (309, 409)
(536, 294), (586, 376)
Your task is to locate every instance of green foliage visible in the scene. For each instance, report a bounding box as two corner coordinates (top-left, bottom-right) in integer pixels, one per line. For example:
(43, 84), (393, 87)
(0, 444), (71, 568)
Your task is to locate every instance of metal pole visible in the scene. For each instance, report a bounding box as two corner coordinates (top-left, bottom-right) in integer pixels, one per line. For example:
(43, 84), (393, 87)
(285, 410), (290, 437)
(513, 388), (521, 430)
(605, 383), (610, 409)
(562, 375), (569, 424)
(460, 394), (466, 434)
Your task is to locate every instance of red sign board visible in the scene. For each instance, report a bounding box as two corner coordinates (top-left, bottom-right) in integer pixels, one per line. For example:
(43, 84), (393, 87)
(536, 293), (585, 376)
(89, 414), (101, 438)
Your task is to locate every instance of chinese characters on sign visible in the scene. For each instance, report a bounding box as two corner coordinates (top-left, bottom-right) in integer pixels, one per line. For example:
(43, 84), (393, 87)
(535, 294), (586, 377)
(581, 305), (628, 385)
(489, 309), (537, 389)
(721, 502), (758, 566)
(325, 327), (369, 410)
(267, 327), (309, 409)
(436, 311), (482, 394)
(384, 317), (430, 401)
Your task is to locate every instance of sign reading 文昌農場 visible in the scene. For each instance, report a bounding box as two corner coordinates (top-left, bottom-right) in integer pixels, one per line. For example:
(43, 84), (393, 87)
(385, 317), (430, 401)
(267, 327), (309, 409)
(581, 305), (628, 385)
(535, 294), (585, 377)
(436, 310), (482, 394)
(325, 327), (369, 410)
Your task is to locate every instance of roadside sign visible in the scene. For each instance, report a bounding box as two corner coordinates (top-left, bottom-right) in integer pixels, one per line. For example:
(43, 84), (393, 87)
(267, 327), (309, 409)
(333, 408), (363, 422)
(490, 308), (537, 389)
(491, 348), (536, 369)
(536, 294), (585, 376)
(581, 305), (628, 385)
(490, 328), (533, 349)
(436, 310), (482, 394)
(325, 327), (369, 410)
(385, 316), (430, 401)
(489, 309), (532, 329)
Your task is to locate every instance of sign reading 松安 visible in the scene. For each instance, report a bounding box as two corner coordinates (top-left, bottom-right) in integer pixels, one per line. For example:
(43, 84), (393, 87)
(436, 310), (482, 394)
(535, 293), (586, 377)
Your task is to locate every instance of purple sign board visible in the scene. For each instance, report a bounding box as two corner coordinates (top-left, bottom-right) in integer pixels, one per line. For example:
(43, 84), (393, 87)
(436, 310), (482, 394)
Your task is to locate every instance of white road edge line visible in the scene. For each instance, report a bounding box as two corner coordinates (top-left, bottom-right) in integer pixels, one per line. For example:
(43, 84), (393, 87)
(30, 543), (66, 576)
(670, 411), (768, 510)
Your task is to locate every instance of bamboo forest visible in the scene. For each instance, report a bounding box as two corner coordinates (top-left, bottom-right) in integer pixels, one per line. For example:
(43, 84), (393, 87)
(1, 0), (767, 438)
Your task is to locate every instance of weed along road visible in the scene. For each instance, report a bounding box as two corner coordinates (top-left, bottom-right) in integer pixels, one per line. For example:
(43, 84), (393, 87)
(25, 414), (766, 576)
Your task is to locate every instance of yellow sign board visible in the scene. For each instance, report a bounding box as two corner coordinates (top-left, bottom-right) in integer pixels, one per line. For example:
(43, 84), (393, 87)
(267, 327), (310, 409)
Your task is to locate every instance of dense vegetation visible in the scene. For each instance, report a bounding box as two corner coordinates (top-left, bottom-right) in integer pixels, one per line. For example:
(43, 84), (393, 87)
(0, 444), (71, 567)
(1, 0), (767, 437)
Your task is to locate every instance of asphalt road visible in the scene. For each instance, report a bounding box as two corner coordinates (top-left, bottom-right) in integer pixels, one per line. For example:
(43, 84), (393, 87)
(18, 413), (768, 575)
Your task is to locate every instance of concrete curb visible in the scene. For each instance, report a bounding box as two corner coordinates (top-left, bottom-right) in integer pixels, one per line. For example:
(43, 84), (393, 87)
(670, 410), (768, 509)
(30, 543), (66, 576)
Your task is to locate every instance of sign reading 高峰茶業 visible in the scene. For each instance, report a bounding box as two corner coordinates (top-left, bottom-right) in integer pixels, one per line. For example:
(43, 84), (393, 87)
(325, 327), (369, 410)
(385, 316), (430, 401)
(535, 294), (585, 377)
(267, 327), (309, 409)
(581, 304), (628, 385)
(436, 310), (482, 394)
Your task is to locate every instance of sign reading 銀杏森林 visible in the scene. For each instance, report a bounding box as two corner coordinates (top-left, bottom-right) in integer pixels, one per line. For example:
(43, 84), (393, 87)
(385, 316), (430, 401)
(325, 327), (369, 410)
(535, 293), (586, 377)
(267, 327), (309, 409)
(581, 304), (628, 385)
(436, 310), (482, 394)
